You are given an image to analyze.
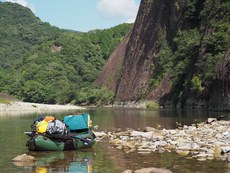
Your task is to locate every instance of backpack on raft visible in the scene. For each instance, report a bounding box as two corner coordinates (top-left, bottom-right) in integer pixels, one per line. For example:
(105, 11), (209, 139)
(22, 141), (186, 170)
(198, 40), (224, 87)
(33, 116), (68, 136)
(64, 113), (91, 132)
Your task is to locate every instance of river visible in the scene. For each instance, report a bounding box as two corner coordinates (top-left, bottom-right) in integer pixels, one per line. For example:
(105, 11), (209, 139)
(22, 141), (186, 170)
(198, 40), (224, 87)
(0, 108), (229, 173)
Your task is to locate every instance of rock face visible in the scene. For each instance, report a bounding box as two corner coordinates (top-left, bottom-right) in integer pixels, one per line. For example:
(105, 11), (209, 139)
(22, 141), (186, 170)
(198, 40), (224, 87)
(96, 0), (230, 110)
(96, 0), (175, 102)
(209, 47), (230, 110)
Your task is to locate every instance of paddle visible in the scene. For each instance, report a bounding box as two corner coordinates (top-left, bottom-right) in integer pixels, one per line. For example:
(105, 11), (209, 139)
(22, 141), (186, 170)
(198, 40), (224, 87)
(70, 134), (92, 146)
(24, 132), (33, 137)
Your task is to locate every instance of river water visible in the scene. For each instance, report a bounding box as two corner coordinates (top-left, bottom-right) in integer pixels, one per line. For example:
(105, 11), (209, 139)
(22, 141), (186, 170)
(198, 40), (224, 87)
(0, 108), (229, 173)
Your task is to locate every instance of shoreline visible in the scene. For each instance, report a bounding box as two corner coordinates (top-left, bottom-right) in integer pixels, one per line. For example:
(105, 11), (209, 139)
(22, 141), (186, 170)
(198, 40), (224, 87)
(0, 101), (85, 113)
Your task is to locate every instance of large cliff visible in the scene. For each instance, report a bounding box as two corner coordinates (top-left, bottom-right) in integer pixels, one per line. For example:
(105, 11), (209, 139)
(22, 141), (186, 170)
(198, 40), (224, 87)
(96, 0), (230, 110)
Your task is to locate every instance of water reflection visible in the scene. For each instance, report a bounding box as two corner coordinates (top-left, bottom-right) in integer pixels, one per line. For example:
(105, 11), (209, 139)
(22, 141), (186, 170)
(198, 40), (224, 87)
(88, 108), (230, 131)
(13, 151), (94, 173)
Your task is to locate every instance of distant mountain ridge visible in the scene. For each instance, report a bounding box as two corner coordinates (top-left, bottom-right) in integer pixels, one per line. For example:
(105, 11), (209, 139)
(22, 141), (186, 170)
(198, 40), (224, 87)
(96, 0), (230, 111)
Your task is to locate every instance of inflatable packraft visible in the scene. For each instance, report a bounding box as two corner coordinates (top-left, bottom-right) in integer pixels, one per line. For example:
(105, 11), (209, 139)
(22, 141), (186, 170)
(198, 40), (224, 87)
(25, 113), (96, 151)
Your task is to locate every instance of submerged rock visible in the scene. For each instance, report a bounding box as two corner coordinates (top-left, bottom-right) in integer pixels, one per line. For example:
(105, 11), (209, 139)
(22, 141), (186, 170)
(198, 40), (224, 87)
(12, 154), (35, 162)
(12, 154), (35, 167)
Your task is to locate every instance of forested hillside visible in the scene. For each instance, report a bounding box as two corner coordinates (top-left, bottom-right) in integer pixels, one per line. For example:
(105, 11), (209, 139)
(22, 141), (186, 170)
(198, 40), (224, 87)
(0, 2), (132, 105)
(96, 0), (230, 111)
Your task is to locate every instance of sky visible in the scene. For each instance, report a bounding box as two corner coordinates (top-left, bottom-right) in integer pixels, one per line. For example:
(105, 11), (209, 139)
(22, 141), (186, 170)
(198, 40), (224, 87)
(1, 0), (141, 32)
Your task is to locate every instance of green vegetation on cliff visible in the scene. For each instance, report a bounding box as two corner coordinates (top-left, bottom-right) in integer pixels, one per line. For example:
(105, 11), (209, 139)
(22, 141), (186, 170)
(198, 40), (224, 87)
(0, 2), (132, 105)
(154, 0), (230, 105)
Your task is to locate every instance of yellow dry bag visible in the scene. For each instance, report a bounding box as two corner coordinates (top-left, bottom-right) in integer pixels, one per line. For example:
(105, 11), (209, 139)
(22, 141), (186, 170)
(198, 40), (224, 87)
(36, 120), (48, 133)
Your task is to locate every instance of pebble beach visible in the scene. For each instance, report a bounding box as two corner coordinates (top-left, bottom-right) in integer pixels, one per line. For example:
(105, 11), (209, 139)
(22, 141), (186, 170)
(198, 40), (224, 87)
(0, 101), (85, 113)
(95, 118), (230, 163)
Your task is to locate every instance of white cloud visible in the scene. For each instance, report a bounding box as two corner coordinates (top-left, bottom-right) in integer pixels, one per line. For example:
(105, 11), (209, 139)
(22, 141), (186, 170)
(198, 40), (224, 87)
(5, 0), (35, 12)
(6, 0), (28, 7)
(97, 0), (139, 23)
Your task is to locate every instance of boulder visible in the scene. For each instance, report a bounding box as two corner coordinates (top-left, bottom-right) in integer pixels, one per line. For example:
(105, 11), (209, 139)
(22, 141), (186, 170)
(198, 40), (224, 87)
(12, 154), (35, 162)
(130, 131), (153, 139)
(12, 154), (35, 167)
(144, 127), (156, 132)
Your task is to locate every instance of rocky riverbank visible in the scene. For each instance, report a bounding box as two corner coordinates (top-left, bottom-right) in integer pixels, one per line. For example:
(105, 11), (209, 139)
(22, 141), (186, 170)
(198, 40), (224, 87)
(0, 101), (85, 113)
(95, 118), (230, 162)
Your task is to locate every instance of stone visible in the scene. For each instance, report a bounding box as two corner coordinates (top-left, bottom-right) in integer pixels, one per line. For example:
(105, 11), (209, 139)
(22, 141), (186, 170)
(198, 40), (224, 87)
(134, 167), (172, 173)
(12, 154), (35, 162)
(137, 151), (151, 154)
(110, 139), (122, 146)
(12, 154), (36, 167)
(228, 153), (230, 162)
(197, 157), (207, 161)
(144, 127), (156, 132)
(106, 119), (230, 162)
(130, 131), (153, 139)
(94, 131), (107, 137)
(207, 118), (217, 124)
(214, 146), (222, 158)
(176, 150), (190, 156)
(123, 169), (133, 173)
(221, 146), (230, 153)
(152, 133), (164, 140)
(164, 144), (176, 150)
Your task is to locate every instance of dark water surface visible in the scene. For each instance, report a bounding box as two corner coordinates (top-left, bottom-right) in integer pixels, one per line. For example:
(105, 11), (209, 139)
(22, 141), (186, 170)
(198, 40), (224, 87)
(0, 108), (229, 173)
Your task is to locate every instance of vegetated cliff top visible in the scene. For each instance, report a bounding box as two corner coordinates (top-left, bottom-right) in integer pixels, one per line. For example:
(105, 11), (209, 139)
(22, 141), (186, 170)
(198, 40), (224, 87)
(96, 0), (230, 110)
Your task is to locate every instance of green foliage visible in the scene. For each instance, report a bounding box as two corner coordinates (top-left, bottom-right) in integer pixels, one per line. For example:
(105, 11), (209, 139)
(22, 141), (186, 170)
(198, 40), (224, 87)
(87, 23), (132, 60)
(150, 31), (174, 90)
(75, 86), (114, 105)
(179, 0), (200, 20)
(191, 75), (203, 94)
(0, 2), (128, 105)
(199, 1), (230, 83)
(145, 101), (159, 109)
(203, 23), (230, 54)
(21, 80), (54, 103)
(152, 0), (230, 103)
(203, 53), (223, 81)
(155, 29), (201, 85)
(0, 99), (10, 104)
(172, 29), (201, 78)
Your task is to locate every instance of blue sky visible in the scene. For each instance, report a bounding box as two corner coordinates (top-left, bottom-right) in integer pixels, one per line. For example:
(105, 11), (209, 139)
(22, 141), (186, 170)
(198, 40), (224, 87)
(1, 0), (141, 32)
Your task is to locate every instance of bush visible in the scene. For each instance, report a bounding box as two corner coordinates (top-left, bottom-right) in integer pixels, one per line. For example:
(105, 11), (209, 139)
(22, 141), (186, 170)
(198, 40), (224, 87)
(191, 75), (203, 94)
(145, 101), (159, 109)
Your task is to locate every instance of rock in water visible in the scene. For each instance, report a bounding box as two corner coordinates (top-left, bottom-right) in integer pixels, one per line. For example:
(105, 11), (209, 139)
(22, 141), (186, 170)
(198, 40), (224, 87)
(12, 154), (36, 167)
(12, 153), (35, 162)
(134, 167), (172, 173)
